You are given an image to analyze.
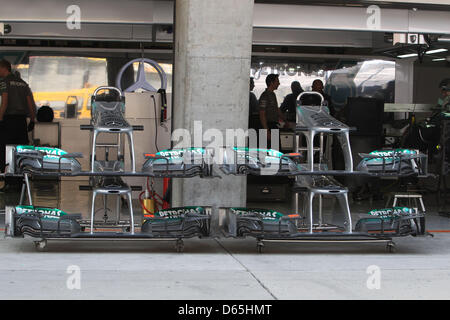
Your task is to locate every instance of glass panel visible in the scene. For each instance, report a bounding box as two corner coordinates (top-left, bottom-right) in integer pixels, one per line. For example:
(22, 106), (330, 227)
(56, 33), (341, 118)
(251, 62), (330, 106)
(251, 59), (395, 112)
(27, 56), (107, 119)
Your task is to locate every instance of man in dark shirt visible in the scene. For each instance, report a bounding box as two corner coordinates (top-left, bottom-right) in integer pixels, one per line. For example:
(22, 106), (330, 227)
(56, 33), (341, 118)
(438, 78), (450, 112)
(300, 79), (335, 116)
(280, 81), (303, 123)
(258, 74), (285, 149)
(0, 59), (36, 191)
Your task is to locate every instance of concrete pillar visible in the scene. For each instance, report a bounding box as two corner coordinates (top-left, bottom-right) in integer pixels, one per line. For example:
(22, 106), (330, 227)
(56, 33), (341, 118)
(394, 58), (415, 120)
(172, 0), (254, 212)
(395, 58), (415, 104)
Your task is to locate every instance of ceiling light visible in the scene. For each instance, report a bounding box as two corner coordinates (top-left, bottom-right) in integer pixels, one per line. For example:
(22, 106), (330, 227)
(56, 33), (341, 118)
(426, 48), (448, 55)
(432, 58), (446, 62)
(438, 37), (450, 43)
(397, 53), (418, 58)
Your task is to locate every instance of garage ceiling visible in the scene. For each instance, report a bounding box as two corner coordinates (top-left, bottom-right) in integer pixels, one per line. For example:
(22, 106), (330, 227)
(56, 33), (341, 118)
(255, 0), (450, 11)
(0, 0), (449, 63)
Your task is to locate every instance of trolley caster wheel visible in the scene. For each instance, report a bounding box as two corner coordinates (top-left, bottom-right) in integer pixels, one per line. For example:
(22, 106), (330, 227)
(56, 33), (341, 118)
(34, 240), (47, 252)
(386, 241), (396, 253)
(175, 240), (184, 253)
(257, 241), (264, 254)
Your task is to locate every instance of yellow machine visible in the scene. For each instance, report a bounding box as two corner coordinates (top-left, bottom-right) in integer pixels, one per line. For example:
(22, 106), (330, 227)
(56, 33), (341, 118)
(33, 87), (96, 119)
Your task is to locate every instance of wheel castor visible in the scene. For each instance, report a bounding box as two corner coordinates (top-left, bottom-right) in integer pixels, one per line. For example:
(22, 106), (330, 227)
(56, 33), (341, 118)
(175, 239), (184, 253)
(257, 241), (264, 254)
(34, 240), (48, 252)
(386, 241), (396, 253)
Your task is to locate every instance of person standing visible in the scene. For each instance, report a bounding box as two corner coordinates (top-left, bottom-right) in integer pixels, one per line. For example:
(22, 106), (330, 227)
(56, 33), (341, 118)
(300, 79), (335, 116)
(280, 81), (303, 123)
(438, 78), (450, 112)
(0, 59), (36, 192)
(258, 74), (285, 149)
(248, 77), (260, 130)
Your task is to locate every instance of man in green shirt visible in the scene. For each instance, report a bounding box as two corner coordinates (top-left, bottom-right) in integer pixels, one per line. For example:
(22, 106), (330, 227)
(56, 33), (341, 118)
(0, 59), (36, 192)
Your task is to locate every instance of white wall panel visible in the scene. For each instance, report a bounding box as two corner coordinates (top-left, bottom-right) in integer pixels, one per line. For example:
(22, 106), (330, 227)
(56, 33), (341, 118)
(253, 4), (410, 32)
(409, 9), (450, 34)
(1, 2), (450, 40)
(0, 0), (173, 24)
(253, 28), (373, 47)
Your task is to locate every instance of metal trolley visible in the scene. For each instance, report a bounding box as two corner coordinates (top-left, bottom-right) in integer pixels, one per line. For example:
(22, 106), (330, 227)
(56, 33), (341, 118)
(218, 206), (425, 253)
(3, 120), (431, 254)
(3, 141), (216, 252)
(5, 205), (212, 252)
(216, 92), (431, 253)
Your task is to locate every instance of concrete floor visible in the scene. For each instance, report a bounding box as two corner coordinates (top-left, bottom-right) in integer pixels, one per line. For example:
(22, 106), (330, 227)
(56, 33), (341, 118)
(0, 180), (450, 299)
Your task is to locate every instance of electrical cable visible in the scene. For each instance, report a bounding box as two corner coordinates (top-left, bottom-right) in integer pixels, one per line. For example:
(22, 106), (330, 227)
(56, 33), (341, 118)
(149, 177), (164, 207)
(139, 177), (165, 215)
(151, 95), (159, 152)
(149, 95), (172, 209)
(144, 94), (172, 211)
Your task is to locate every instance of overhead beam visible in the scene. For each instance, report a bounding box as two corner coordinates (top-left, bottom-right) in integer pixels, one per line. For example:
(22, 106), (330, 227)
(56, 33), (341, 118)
(251, 51), (391, 61)
(0, 22), (175, 42)
(0, 46), (172, 54)
(370, 0), (450, 5)
(253, 28), (373, 47)
(253, 4), (450, 34)
(0, 0), (173, 24)
(1, 2), (449, 36)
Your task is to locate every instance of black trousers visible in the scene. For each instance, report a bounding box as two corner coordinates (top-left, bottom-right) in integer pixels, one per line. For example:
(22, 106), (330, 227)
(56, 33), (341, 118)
(266, 122), (280, 150)
(0, 115), (29, 173)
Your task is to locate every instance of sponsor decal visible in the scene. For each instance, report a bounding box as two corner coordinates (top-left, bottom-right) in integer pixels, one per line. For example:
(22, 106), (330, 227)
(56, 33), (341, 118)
(156, 148), (205, 158)
(151, 207), (204, 220)
(231, 208), (284, 221)
(370, 149), (416, 157)
(366, 149), (417, 164)
(17, 145), (68, 161)
(233, 147), (283, 158)
(368, 207), (412, 217)
(15, 205), (67, 220)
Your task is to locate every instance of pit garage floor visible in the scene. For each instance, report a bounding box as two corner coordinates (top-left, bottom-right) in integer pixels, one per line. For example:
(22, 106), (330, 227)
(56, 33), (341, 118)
(0, 180), (449, 300)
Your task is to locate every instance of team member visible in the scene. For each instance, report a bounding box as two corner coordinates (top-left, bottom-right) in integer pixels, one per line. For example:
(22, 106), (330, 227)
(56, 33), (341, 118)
(248, 77), (259, 130)
(258, 74), (285, 149)
(438, 79), (450, 112)
(280, 81), (303, 123)
(300, 79), (335, 116)
(0, 59), (36, 192)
